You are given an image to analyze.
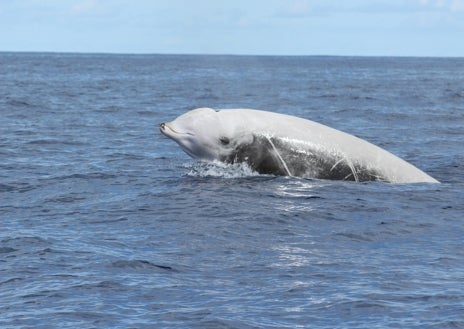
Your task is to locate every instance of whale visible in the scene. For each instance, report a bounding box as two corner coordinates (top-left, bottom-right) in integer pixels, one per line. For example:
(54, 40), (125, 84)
(160, 108), (439, 183)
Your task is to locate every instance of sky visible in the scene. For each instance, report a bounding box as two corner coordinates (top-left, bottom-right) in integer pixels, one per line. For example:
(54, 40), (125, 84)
(1, 0), (464, 57)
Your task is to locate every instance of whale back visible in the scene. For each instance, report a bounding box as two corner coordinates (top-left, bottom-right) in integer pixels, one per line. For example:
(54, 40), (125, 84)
(217, 109), (437, 183)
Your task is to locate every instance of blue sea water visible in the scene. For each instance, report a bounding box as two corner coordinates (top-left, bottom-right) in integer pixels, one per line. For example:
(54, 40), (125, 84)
(1, 52), (463, 328)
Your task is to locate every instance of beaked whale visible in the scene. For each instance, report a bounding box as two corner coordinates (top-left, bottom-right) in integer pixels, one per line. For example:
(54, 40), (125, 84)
(160, 108), (439, 183)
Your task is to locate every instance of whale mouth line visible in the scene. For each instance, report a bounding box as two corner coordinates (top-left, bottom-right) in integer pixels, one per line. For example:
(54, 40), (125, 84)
(160, 123), (194, 137)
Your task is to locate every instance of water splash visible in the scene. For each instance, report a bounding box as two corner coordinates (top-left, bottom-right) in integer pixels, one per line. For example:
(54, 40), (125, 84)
(185, 160), (261, 178)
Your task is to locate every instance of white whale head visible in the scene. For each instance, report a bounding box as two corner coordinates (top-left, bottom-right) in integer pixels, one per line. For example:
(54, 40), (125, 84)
(160, 108), (252, 160)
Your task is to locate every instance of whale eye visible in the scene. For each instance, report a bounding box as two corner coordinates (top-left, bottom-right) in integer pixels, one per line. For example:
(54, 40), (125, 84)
(219, 137), (230, 145)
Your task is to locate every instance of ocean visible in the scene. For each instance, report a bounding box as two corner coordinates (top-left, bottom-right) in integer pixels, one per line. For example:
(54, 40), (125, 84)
(1, 52), (463, 328)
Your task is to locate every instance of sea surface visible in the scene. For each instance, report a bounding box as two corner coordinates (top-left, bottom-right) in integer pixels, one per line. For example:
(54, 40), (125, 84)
(1, 52), (463, 328)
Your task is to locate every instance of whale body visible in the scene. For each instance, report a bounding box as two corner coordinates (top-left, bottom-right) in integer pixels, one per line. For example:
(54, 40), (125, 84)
(160, 108), (438, 183)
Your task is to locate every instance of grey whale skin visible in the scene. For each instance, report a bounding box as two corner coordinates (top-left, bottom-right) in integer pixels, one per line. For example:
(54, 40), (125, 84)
(160, 108), (439, 183)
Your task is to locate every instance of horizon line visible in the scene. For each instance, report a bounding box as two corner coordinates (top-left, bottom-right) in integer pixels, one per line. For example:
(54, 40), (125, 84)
(0, 50), (463, 59)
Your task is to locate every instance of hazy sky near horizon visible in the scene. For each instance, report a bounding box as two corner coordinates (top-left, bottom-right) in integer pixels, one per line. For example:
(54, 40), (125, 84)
(1, 0), (464, 56)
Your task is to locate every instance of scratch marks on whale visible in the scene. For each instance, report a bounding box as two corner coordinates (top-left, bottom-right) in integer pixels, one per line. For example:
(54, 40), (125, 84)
(223, 134), (387, 182)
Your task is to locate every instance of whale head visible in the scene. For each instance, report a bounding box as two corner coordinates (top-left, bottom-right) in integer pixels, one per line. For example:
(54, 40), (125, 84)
(160, 108), (252, 160)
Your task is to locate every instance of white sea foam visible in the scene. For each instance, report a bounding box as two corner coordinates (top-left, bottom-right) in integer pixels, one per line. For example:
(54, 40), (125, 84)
(185, 160), (261, 178)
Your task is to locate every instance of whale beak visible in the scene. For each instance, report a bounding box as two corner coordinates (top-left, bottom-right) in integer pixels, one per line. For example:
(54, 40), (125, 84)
(160, 122), (171, 135)
(160, 122), (169, 137)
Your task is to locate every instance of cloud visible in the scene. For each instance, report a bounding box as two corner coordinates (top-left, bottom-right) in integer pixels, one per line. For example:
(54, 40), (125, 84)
(284, 0), (312, 17)
(70, 0), (103, 16)
(419, 0), (464, 11)
(450, 0), (464, 11)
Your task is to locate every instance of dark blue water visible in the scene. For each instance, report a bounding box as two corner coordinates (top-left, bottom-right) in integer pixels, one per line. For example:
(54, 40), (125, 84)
(1, 53), (464, 328)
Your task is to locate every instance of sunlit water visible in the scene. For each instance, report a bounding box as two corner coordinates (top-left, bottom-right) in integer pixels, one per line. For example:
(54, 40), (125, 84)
(1, 53), (463, 328)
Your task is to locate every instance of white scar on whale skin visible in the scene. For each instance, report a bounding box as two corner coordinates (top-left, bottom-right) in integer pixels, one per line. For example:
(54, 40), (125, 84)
(160, 108), (439, 184)
(263, 134), (292, 177)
